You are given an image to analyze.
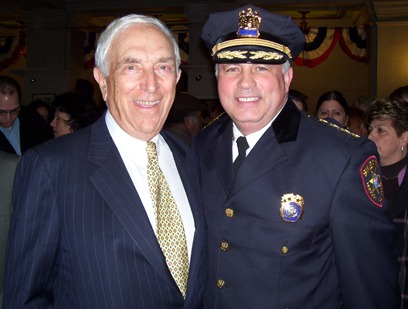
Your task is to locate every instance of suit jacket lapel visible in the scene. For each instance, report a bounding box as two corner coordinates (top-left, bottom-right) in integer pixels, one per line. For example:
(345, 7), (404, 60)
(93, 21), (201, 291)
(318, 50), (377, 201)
(87, 117), (175, 289)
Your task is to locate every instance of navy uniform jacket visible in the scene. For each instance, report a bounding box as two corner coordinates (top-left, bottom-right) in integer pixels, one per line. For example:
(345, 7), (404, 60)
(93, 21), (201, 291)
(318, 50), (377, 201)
(193, 99), (400, 308)
(3, 115), (207, 308)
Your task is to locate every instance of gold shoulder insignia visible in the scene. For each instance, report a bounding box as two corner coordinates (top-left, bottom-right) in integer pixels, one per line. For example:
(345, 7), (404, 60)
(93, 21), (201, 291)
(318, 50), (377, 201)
(318, 118), (360, 139)
(202, 112), (225, 130)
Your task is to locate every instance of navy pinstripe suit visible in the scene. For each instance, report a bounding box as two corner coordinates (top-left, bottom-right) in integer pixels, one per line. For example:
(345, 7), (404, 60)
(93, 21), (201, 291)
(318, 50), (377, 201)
(3, 115), (207, 308)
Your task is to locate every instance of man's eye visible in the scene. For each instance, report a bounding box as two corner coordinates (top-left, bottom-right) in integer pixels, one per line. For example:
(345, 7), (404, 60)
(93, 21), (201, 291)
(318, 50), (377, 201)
(127, 65), (135, 70)
(226, 67), (237, 72)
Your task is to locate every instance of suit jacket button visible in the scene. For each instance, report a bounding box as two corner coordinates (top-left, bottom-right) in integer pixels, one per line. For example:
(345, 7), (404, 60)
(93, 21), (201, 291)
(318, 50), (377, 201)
(225, 208), (234, 217)
(281, 246), (289, 254)
(220, 242), (229, 251)
(217, 279), (226, 288)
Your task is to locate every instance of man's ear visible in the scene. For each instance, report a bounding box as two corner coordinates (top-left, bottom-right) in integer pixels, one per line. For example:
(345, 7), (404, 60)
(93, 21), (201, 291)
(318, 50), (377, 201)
(284, 67), (293, 94)
(176, 68), (182, 84)
(93, 67), (108, 102)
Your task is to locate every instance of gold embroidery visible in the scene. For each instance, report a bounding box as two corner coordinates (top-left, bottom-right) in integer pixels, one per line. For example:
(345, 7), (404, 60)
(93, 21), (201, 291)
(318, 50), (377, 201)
(216, 50), (248, 60)
(212, 38), (292, 58)
(318, 118), (360, 138)
(249, 51), (283, 60)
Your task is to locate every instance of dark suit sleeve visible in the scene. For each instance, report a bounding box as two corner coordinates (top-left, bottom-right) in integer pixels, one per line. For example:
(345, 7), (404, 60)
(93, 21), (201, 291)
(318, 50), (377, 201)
(330, 140), (400, 308)
(3, 148), (59, 308)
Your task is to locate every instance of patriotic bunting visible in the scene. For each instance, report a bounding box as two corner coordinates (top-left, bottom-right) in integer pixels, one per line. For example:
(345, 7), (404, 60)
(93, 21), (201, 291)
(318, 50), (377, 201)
(295, 26), (366, 68)
(0, 26), (366, 72)
(294, 27), (342, 68)
(0, 32), (26, 72)
(339, 26), (366, 62)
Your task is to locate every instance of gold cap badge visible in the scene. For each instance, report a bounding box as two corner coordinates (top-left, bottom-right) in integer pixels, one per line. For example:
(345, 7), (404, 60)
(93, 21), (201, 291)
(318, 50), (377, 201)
(237, 7), (262, 38)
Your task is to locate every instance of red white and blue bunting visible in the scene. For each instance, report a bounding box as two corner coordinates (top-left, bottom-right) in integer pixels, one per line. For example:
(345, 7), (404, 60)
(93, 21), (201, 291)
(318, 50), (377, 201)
(295, 26), (366, 68)
(83, 26), (367, 70)
(0, 32), (26, 72)
(339, 26), (367, 62)
(0, 26), (367, 72)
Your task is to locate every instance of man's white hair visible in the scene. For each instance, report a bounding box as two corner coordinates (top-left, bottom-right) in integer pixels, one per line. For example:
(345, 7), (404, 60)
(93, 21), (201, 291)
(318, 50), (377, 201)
(95, 14), (181, 77)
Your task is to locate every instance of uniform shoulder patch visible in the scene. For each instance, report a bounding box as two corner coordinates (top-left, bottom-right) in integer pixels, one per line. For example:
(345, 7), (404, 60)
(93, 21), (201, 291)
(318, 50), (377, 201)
(360, 156), (384, 207)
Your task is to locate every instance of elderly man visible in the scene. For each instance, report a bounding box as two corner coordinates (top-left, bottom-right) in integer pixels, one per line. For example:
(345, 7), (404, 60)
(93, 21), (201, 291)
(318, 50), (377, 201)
(193, 5), (400, 308)
(3, 14), (206, 308)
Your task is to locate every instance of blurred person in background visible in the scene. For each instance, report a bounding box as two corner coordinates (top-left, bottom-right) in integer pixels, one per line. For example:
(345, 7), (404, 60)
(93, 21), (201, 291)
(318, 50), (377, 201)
(289, 89), (308, 112)
(0, 76), (50, 155)
(202, 99), (224, 125)
(316, 90), (348, 127)
(368, 98), (408, 307)
(352, 94), (376, 113)
(165, 93), (207, 146)
(28, 100), (52, 124)
(347, 106), (368, 137)
(50, 91), (101, 138)
(390, 85), (408, 103)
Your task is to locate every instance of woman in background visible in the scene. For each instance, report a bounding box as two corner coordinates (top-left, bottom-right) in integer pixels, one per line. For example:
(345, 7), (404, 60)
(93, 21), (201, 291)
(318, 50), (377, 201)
(368, 98), (408, 308)
(50, 92), (101, 138)
(316, 90), (348, 127)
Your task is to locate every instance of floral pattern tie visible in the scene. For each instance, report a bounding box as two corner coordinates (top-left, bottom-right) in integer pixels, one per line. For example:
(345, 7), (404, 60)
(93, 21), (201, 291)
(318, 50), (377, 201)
(146, 141), (189, 298)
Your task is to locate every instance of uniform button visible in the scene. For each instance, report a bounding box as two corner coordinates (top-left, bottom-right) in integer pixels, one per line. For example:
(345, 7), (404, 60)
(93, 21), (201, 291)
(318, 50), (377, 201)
(281, 246), (289, 254)
(217, 279), (225, 288)
(220, 242), (229, 251)
(225, 208), (234, 217)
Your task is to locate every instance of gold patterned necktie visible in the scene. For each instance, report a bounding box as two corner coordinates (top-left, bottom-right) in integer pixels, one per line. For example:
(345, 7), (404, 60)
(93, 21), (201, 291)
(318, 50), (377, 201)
(146, 141), (189, 298)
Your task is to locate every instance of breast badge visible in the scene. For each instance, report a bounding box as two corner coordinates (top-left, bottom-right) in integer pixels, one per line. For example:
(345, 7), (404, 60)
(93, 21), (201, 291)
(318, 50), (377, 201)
(360, 156), (384, 207)
(280, 194), (304, 223)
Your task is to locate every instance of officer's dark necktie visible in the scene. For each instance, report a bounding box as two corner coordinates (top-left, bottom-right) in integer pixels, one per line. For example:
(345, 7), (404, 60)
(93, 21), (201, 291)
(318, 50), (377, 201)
(233, 136), (249, 174)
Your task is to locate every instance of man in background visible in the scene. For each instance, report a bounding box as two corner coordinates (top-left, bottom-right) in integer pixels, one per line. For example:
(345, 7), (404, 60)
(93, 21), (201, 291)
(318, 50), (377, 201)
(166, 92), (207, 146)
(0, 76), (50, 154)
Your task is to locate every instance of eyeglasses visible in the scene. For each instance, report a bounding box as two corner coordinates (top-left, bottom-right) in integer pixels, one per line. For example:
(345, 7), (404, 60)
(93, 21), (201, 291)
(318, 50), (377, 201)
(0, 107), (21, 117)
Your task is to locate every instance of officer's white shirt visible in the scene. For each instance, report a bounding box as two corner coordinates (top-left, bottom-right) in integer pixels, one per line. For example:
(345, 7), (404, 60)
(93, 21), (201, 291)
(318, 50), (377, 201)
(232, 103), (284, 161)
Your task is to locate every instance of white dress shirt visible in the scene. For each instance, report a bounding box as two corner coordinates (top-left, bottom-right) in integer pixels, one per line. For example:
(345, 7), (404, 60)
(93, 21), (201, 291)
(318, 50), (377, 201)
(105, 111), (195, 261)
(232, 103), (284, 162)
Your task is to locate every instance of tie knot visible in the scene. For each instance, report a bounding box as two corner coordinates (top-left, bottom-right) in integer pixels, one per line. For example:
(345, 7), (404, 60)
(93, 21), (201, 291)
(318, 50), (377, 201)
(236, 136), (249, 156)
(146, 141), (158, 159)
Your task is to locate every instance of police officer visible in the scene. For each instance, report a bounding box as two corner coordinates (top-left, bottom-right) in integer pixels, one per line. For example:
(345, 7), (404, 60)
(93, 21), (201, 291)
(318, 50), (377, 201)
(193, 5), (400, 308)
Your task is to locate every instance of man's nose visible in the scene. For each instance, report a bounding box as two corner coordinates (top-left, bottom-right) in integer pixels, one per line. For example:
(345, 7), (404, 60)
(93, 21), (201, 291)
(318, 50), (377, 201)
(140, 69), (158, 94)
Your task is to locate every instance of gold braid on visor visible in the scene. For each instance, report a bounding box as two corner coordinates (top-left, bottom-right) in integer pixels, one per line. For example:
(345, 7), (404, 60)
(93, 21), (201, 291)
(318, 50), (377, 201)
(212, 38), (292, 59)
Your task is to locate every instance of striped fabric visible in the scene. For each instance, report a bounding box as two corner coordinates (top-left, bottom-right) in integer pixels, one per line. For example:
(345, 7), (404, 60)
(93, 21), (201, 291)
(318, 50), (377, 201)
(2, 116), (207, 308)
